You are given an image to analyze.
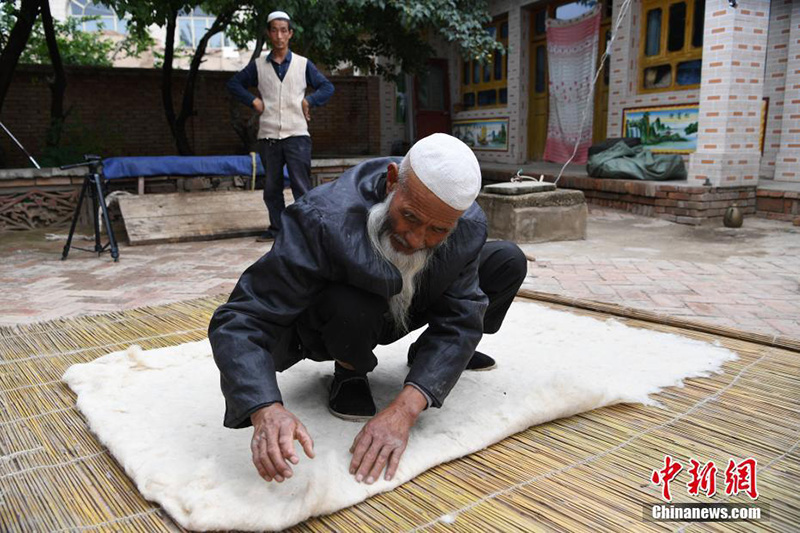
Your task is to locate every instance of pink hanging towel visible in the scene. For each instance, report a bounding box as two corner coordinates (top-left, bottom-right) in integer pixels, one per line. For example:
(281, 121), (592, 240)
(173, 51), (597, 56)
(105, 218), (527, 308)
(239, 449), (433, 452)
(542, 6), (602, 164)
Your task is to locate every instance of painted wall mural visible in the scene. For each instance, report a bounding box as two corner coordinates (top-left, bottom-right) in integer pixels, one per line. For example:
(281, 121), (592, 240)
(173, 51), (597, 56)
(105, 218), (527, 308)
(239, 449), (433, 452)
(622, 104), (699, 154)
(452, 118), (509, 151)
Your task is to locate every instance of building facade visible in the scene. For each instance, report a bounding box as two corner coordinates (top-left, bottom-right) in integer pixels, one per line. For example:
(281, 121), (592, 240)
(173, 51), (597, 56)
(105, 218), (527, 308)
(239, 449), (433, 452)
(389, 0), (799, 189)
(49, 1), (252, 71)
(41, 0), (800, 190)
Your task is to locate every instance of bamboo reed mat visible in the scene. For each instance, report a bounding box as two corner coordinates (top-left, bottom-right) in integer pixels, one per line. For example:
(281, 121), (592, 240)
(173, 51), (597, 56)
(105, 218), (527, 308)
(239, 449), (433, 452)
(1, 294), (798, 532)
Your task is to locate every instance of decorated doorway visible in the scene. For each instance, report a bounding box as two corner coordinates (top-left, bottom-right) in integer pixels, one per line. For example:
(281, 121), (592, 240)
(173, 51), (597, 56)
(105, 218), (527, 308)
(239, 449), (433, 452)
(414, 59), (451, 139)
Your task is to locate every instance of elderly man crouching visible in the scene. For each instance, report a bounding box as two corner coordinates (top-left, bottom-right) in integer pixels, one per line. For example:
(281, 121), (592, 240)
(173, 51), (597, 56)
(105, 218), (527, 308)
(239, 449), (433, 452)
(209, 134), (526, 486)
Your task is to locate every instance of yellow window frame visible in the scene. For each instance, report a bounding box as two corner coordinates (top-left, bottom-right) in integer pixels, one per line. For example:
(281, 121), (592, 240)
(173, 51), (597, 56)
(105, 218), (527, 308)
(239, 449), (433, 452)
(639, 0), (703, 93)
(460, 15), (509, 110)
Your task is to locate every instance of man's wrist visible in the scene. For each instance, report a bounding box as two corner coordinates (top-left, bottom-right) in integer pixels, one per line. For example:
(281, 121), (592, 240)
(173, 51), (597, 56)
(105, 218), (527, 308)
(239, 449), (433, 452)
(405, 382), (432, 409)
(249, 401), (282, 423)
(393, 385), (427, 423)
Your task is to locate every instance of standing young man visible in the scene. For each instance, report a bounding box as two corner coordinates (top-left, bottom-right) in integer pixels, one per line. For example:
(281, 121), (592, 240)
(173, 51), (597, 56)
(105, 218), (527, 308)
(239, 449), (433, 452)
(227, 10), (334, 241)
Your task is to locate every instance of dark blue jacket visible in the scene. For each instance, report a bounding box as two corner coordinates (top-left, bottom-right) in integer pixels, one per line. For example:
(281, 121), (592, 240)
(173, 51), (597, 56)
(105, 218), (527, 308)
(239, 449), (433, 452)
(208, 157), (489, 428)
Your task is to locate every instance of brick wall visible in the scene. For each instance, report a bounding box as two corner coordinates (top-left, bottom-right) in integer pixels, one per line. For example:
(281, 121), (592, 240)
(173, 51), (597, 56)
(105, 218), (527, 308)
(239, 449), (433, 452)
(0, 64), (381, 169)
(756, 189), (800, 222)
(688, 0), (771, 187)
(449, 0), (524, 165)
(482, 164), (758, 225)
(606, 0), (700, 154)
(604, 0), (774, 187)
(308, 76), (382, 157)
(378, 74), (410, 155)
(760, 0), (793, 179)
(535, 176), (756, 225)
(773, 1), (800, 182)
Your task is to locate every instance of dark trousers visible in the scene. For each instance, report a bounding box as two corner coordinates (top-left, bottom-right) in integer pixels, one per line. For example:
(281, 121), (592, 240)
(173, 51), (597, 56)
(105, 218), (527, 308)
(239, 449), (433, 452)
(296, 240), (527, 374)
(257, 135), (312, 231)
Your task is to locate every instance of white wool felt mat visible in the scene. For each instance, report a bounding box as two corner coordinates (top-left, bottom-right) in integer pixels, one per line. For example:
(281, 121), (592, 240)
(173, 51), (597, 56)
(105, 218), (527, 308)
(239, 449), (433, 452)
(63, 301), (736, 531)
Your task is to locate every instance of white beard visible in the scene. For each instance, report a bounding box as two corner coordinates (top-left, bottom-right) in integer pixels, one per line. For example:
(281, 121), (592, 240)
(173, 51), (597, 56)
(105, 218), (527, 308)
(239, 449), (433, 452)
(367, 191), (433, 334)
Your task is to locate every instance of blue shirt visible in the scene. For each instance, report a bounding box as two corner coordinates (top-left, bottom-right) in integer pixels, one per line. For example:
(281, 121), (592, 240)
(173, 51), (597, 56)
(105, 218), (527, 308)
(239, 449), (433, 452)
(226, 50), (334, 108)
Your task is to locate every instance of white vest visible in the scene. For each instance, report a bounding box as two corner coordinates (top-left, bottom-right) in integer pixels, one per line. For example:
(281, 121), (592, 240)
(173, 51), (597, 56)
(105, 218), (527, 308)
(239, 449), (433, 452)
(255, 53), (309, 139)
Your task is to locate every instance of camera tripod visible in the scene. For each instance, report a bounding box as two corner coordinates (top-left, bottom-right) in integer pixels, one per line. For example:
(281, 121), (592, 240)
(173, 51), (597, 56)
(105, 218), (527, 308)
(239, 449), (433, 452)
(61, 155), (120, 262)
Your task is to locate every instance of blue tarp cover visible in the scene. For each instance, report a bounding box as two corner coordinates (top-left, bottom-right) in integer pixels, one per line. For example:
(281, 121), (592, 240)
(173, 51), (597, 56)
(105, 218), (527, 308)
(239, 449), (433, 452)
(102, 156), (265, 180)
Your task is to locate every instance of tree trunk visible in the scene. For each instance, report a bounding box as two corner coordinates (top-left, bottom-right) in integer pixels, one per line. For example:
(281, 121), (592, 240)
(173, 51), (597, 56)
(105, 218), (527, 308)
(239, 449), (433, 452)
(249, 33), (264, 63)
(0, 0), (41, 115)
(173, 8), (235, 156)
(40, 0), (69, 149)
(228, 97), (249, 152)
(231, 14), (264, 154)
(160, 8), (191, 154)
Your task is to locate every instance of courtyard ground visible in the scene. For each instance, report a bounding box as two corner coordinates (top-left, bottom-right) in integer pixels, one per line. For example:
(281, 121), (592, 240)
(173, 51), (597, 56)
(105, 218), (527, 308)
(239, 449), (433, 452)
(1, 207), (798, 339)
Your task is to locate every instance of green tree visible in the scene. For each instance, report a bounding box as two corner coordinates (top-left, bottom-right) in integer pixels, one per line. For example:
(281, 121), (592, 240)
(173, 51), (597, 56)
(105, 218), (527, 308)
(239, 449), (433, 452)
(497, 123), (506, 144)
(223, 0), (501, 151)
(226, 0), (501, 80)
(15, 15), (112, 67)
(18, 16), (152, 66)
(0, 0), (41, 118)
(107, 0), (237, 155)
(108, 0), (500, 155)
(1, 1), (152, 166)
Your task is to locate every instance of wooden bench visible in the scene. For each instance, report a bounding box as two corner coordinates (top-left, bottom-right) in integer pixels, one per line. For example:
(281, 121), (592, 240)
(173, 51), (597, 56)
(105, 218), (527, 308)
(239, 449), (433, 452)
(118, 190), (270, 245)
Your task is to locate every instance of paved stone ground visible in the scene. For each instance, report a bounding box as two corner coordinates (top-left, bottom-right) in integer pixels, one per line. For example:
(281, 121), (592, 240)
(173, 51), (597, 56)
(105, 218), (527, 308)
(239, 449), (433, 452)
(524, 209), (800, 338)
(1, 207), (799, 339)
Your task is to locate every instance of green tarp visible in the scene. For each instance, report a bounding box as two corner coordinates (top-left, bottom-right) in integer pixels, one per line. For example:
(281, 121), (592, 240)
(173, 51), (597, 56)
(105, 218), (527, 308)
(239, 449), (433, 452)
(586, 141), (687, 181)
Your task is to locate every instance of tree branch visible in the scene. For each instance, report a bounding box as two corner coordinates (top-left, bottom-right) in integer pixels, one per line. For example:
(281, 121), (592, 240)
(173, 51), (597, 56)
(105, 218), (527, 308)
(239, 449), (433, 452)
(0, 0), (41, 114)
(249, 32), (265, 63)
(40, 0), (68, 147)
(174, 7), (236, 154)
(161, 7), (179, 149)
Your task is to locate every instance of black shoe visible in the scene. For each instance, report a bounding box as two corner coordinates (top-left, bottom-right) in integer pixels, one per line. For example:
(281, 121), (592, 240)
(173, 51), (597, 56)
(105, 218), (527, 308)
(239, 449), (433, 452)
(407, 343), (497, 371)
(256, 228), (279, 242)
(465, 351), (497, 371)
(328, 373), (376, 421)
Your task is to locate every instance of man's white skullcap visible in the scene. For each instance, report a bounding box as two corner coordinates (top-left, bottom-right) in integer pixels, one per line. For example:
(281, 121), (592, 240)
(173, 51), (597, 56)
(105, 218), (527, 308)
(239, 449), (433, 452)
(267, 11), (291, 23)
(407, 133), (481, 211)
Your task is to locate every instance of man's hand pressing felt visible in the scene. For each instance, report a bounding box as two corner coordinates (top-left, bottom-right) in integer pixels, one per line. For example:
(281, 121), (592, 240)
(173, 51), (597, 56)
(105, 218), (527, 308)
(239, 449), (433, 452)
(250, 403), (315, 482)
(349, 385), (426, 484)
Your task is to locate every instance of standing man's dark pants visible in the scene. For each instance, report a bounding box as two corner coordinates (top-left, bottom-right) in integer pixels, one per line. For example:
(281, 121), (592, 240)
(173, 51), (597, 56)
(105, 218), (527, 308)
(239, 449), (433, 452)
(296, 241), (527, 373)
(257, 135), (312, 231)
